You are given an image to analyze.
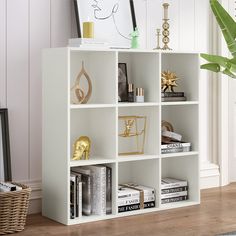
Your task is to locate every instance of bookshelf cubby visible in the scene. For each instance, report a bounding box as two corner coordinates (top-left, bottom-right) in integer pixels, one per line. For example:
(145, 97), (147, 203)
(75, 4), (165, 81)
(42, 48), (200, 225)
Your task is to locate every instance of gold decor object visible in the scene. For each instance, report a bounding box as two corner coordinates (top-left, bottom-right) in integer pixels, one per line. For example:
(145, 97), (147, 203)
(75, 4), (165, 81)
(0, 183), (31, 235)
(71, 61), (92, 104)
(161, 70), (179, 92)
(72, 136), (91, 160)
(153, 28), (162, 50)
(118, 116), (147, 156)
(162, 3), (172, 50)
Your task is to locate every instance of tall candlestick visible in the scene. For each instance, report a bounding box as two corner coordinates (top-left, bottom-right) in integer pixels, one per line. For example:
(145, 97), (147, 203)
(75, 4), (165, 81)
(163, 3), (169, 20)
(153, 28), (161, 50)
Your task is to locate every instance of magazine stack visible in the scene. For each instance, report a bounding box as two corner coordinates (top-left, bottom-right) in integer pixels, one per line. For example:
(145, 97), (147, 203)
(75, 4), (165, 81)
(161, 178), (188, 204)
(70, 165), (112, 219)
(118, 183), (155, 213)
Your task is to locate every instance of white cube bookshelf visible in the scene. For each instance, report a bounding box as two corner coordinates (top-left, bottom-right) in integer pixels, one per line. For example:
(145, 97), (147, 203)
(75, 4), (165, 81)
(42, 48), (200, 225)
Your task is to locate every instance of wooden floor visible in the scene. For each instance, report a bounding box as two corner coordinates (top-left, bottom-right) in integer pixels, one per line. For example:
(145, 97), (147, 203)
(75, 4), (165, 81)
(15, 183), (236, 236)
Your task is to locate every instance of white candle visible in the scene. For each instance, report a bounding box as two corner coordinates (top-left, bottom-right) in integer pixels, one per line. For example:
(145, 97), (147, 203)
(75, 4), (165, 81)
(163, 3), (169, 20)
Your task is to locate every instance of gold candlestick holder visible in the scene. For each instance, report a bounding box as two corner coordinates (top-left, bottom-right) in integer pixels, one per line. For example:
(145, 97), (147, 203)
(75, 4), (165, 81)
(162, 3), (172, 50)
(153, 28), (161, 50)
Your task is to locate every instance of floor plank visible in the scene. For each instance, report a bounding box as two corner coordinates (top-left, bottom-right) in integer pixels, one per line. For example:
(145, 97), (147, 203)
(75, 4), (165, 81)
(14, 183), (236, 236)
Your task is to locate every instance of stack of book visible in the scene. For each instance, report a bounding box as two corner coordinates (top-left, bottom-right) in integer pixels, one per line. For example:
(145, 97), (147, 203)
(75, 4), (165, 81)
(70, 165), (112, 219)
(118, 183), (155, 213)
(161, 92), (186, 102)
(68, 38), (109, 49)
(161, 142), (191, 154)
(161, 178), (188, 204)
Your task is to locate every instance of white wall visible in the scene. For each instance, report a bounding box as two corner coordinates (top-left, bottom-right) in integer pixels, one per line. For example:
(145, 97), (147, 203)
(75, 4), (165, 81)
(0, 0), (211, 213)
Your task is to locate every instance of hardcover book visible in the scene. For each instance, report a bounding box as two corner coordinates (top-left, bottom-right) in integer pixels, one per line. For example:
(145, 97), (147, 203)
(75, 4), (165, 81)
(161, 186), (188, 194)
(161, 191), (188, 199)
(161, 96), (187, 102)
(71, 167), (92, 216)
(161, 196), (188, 204)
(161, 178), (188, 189)
(161, 92), (185, 97)
(86, 165), (106, 216)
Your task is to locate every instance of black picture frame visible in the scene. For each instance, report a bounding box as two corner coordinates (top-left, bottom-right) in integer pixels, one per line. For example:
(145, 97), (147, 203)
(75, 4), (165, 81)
(118, 63), (129, 102)
(0, 109), (12, 181)
(73, 0), (137, 47)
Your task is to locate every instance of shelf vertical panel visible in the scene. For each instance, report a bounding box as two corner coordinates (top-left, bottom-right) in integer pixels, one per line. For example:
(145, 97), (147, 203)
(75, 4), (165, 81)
(42, 48), (70, 225)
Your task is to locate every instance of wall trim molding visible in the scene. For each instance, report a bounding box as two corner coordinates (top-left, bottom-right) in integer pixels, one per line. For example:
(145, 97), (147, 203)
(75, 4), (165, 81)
(200, 162), (220, 189)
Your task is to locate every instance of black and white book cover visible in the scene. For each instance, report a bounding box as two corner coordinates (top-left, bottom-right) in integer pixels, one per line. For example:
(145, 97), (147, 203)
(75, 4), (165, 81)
(161, 178), (188, 190)
(161, 186), (188, 194)
(106, 166), (112, 214)
(161, 191), (188, 200)
(70, 174), (76, 219)
(161, 195), (188, 204)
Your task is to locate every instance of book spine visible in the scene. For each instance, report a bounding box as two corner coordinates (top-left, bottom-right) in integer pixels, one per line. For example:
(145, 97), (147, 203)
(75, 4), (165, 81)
(161, 186), (188, 194)
(79, 182), (82, 218)
(118, 201), (155, 213)
(161, 92), (184, 97)
(106, 166), (112, 214)
(81, 175), (92, 216)
(161, 146), (191, 154)
(101, 167), (106, 215)
(161, 191), (188, 199)
(161, 142), (191, 149)
(118, 195), (155, 207)
(161, 96), (186, 102)
(161, 196), (188, 204)
(161, 182), (188, 189)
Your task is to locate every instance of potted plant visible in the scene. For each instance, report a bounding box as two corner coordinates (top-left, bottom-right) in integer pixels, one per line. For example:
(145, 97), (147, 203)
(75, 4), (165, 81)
(201, 0), (236, 78)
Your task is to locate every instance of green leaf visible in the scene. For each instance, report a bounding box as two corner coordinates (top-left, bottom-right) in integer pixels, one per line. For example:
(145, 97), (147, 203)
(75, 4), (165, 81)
(210, 0), (236, 56)
(200, 53), (228, 67)
(200, 63), (221, 72)
(222, 68), (236, 78)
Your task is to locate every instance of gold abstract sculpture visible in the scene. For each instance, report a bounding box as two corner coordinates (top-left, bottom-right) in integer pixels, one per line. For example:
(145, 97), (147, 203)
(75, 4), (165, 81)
(71, 61), (92, 104)
(161, 70), (179, 92)
(118, 116), (147, 155)
(72, 136), (91, 160)
(162, 3), (172, 50)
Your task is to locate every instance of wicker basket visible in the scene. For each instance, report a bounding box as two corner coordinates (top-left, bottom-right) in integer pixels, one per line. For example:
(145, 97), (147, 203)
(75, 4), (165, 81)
(0, 183), (31, 235)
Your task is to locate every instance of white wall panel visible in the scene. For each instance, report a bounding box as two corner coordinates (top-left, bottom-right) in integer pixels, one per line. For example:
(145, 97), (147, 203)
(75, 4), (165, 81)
(29, 0), (50, 181)
(179, 0), (195, 51)
(51, 0), (71, 47)
(146, 0), (162, 49)
(7, 0), (29, 181)
(0, 0), (6, 107)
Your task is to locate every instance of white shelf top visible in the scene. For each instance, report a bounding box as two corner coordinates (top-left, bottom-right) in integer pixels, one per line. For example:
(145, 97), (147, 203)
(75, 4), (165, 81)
(161, 101), (199, 106)
(70, 104), (116, 109)
(161, 151), (199, 159)
(67, 47), (200, 55)
(70, 157), (116, 167)
(118, 102), (159, 107)
(117, 154), (159, 163)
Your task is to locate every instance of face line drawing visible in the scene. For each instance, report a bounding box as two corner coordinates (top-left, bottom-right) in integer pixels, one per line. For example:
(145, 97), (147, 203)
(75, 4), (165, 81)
(91, 0), (131, 40)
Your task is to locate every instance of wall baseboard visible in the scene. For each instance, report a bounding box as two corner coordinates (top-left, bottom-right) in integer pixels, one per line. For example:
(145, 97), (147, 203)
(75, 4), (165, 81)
(200, 163), (220, 189)
(21, 165), (220, 214)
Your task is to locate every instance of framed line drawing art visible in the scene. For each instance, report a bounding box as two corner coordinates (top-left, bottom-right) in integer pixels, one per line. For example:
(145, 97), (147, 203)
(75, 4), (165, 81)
(73, 0), (137, 48)
(0, 109), (12, 181)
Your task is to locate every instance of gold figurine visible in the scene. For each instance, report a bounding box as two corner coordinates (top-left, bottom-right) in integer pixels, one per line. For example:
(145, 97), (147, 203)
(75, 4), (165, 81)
(72, 136), (91, 160)
(161, 70), (179, 92)
(119, 116), (147, 155)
